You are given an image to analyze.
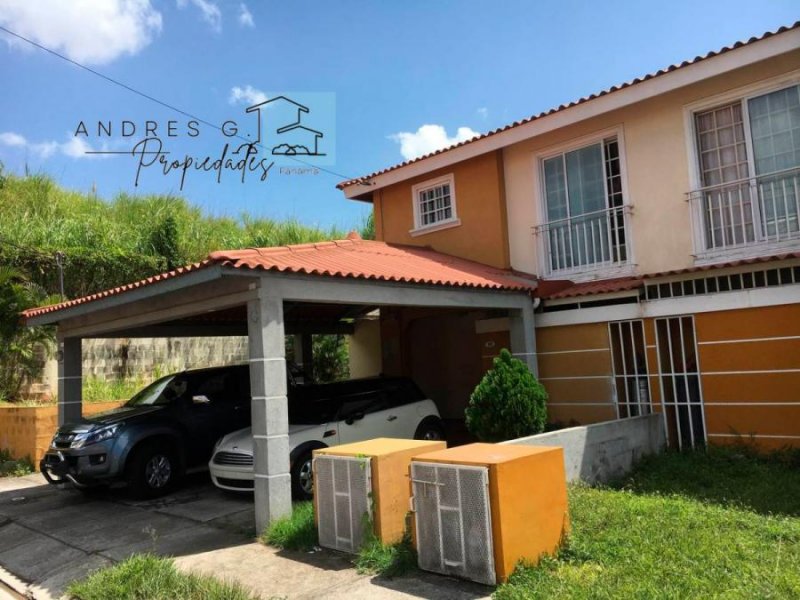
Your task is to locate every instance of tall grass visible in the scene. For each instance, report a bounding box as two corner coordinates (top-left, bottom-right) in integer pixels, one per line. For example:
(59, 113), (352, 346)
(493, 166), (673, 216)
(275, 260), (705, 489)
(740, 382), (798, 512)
(0, 171), (371, 298)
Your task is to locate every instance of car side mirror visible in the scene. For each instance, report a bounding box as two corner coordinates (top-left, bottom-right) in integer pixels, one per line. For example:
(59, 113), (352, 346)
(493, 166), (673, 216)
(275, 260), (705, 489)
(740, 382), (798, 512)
(345, 411), (365, 426)
(192, 395), (211, 405)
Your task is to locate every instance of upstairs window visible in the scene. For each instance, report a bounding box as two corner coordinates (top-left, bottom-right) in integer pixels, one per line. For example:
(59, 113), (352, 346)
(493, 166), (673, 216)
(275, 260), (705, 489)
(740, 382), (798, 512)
(691, 83), (800, 254)
(411, 174), (460, 234)
(538, 136), (630, 274)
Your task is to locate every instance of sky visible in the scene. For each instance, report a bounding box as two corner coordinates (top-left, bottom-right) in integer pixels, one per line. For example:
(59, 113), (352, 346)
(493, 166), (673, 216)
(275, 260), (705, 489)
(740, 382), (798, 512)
(0, 0), (798, 231)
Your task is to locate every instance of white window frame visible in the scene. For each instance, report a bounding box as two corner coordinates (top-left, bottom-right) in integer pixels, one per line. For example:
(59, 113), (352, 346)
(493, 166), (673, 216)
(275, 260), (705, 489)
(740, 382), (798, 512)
(683, 69), (800, 263)
(533, 126), (635, 281)
(409, 173), (461, 236)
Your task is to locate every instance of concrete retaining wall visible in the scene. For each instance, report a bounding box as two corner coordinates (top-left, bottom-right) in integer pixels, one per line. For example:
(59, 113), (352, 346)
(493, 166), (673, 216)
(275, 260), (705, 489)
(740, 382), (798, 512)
(502, 414), (666, 484)
(0, 401), (126, 467)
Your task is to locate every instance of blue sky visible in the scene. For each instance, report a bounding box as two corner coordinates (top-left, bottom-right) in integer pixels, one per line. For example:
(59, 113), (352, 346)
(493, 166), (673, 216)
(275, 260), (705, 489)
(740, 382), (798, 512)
(0, 1), (797, 231)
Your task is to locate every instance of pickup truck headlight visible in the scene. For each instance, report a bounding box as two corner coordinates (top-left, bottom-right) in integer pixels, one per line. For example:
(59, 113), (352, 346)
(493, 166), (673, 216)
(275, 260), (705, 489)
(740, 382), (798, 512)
(71, 424), (120, 449)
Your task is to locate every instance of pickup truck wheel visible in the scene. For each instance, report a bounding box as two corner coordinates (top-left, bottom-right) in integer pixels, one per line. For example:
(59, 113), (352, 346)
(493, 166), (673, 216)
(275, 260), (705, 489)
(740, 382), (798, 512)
(126, 442), (180, 499)
(414, 417), (445, 441)
(291, 451), (314, 501)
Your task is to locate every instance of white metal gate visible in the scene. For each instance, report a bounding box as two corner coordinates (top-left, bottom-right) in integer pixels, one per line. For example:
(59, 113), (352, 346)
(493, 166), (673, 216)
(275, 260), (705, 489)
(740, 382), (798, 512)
(609, 319), (652, 418)
(411, 461), (495, 585)
(314, 455), (372, 553)
(655, 315), (707, 449)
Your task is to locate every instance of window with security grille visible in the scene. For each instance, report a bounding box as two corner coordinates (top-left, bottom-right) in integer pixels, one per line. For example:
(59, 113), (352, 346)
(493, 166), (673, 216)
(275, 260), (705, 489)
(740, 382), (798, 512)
(538, 136), (630, 274)
(691, 83), (800, 254)
(417, 180), (455, 227)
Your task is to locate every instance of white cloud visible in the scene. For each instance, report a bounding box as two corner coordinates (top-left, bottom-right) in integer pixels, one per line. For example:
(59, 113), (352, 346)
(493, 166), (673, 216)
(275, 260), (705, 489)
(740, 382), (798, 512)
(477, 107), (489, 119)
(0, 0), (162, 65)
(0, 132), (27, 147)
(238, 3), (254, 28)
(0, 131), (114, 160)
(229, 85), (267, 106)
(177, 0), (221, 31)
(388, 124), (480, 161)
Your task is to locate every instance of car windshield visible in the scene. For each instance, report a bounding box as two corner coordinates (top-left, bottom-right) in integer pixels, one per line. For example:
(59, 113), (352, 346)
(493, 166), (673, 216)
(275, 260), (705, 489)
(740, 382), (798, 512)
(125, 375), (186, 407)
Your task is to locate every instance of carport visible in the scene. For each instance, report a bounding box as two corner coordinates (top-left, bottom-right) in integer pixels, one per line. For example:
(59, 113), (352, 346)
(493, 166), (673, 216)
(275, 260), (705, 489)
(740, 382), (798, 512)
(24, 234), (537, 532)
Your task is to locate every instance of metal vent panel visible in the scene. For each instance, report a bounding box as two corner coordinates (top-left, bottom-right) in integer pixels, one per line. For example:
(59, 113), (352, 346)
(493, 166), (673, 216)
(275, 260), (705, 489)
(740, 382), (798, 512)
(411, 461), (495, 585)
(314, 455), (372, 554)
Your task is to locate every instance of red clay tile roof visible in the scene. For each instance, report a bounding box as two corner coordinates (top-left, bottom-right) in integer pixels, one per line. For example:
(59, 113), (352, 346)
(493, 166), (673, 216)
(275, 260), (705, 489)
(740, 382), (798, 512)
(541, 277), (644, 300)
(538, 252), (800, 300)
(23, 261), (212, 319)
(641, 251), (800, 278)
(23, 237), (537, 320)
(337, 22), (800, 191)
(208, 238), (537, 290)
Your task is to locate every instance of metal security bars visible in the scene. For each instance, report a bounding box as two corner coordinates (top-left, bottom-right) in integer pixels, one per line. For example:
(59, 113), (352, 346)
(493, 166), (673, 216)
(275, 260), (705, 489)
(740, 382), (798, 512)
(608, 320), (652, 418)
(688, 167), (800, 255)
(535, 137), (631, 275)
(314, 455), (372, 553)
(411, 462), (495, 585)
(655, 316), (707, 450)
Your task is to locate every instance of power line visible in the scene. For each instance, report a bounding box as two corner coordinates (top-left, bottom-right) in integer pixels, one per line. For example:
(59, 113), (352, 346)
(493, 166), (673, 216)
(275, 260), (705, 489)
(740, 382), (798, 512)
(0, 24), (361, 182)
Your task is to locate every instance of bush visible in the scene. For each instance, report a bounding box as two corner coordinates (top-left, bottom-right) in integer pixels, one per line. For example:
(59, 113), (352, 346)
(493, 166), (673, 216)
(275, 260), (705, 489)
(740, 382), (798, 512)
(465, 348), (547, 442)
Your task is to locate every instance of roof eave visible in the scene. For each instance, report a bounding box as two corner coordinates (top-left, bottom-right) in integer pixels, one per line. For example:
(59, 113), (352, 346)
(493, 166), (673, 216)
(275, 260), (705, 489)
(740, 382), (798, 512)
(339, 25), (800, 197)
(25, 264), (228, 327)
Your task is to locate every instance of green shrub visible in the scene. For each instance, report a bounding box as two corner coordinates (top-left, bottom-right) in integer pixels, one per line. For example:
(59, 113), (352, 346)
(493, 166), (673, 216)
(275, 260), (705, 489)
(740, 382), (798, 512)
(465, 348), (547, 442)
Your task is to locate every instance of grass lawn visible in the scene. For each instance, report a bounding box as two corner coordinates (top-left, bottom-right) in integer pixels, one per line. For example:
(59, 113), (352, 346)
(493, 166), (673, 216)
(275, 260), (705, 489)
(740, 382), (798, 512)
(67, 554), (258, 600)
(497, 447), (800, 599)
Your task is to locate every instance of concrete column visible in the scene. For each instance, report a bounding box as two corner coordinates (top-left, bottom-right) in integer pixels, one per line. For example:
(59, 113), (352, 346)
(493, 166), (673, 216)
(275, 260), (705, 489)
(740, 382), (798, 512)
(57, 335), (82, 426)
(247, 291), (292, 533)
(509, 301), (538, 377)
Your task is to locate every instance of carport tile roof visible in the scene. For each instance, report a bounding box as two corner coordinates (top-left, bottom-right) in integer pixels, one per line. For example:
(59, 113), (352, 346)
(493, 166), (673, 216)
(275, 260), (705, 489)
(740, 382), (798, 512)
(207, 237), (537, 291)
(23, 237), (536, 320)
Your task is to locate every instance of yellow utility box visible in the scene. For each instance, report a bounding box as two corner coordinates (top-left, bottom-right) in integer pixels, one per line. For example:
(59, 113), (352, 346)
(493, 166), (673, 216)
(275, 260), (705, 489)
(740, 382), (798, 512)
(313, 438), (446, 553)
(410, 443), (568, 585)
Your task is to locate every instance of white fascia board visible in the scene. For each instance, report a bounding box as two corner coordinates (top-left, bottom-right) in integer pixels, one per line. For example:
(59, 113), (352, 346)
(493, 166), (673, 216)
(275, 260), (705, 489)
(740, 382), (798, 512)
(342, 29), (800, 198)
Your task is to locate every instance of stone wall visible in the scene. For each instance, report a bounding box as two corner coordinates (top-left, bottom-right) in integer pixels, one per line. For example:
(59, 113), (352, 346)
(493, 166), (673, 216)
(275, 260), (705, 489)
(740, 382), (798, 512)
(33, 337), (249, 400)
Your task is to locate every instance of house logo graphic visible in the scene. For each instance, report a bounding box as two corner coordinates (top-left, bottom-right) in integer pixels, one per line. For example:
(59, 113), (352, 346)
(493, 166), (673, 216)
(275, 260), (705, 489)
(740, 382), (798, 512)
(246, 95), (326, 157)
(71, 91), (335, 189)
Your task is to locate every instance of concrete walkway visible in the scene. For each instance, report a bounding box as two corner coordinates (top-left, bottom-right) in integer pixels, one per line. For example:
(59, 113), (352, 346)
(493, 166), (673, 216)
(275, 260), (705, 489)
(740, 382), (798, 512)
(0, 475), (490, 600)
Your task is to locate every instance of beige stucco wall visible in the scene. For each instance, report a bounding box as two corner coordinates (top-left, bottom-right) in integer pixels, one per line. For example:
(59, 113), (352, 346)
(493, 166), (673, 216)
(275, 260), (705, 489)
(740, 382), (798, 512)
(504, 50), (800, 277)
(347, 319), (382, 379)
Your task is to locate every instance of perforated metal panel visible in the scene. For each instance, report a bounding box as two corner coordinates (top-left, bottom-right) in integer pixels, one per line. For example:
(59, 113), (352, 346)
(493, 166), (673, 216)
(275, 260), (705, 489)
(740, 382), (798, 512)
(314, 455), (372, 553)
(411, 461), (495, 585)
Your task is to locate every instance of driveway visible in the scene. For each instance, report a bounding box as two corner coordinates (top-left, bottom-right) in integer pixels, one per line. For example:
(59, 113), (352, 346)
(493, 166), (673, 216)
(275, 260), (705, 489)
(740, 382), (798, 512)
(0, 474), (490, 600)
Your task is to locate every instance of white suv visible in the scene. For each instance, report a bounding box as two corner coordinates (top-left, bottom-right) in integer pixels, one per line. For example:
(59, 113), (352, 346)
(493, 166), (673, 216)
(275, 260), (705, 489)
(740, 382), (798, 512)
(209, 376), (443, 499)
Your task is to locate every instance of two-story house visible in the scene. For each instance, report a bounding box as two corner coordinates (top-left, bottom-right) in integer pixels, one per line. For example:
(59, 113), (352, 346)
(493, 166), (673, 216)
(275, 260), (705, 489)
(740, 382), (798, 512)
(338, 23), (800, 450)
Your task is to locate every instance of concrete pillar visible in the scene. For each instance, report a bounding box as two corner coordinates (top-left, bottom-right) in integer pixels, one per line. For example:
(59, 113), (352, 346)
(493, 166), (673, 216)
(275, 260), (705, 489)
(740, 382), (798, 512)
(247, 291), (292, 533)
(57, 335), (82, 426)
(509, 302), (538, 377)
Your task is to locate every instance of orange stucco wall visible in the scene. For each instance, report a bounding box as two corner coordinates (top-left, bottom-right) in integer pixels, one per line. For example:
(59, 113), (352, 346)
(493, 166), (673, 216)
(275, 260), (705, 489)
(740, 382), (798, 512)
(373, 151), (510, 268)
(535, 301), (800, 450)
(695, 303), (800, 449)
(535, 322), (617, 425)
(0, 401), (127, 467)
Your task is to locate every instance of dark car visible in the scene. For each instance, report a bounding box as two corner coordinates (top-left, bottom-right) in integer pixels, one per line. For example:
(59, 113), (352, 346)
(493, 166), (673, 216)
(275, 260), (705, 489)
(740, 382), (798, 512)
(40, 365), (251, 497)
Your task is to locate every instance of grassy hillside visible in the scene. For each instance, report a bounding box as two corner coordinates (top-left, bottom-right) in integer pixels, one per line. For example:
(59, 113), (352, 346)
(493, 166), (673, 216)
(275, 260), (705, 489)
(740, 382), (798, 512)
(0, 171), (370, 298)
